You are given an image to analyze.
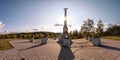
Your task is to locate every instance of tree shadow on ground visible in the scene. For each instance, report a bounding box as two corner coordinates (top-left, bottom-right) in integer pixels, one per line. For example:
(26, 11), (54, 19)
(58, 47), (74, 60)
(19, 43), (46, 51)
(99, 45), (120, 51)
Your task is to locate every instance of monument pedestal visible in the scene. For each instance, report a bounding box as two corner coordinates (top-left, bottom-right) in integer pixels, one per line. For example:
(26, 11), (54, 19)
(63, 38), (72, 47)
(58, 35), (72, 48)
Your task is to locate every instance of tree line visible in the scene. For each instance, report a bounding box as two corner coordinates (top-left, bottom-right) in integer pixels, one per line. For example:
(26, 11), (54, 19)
(103, 25), (120, 36)
(0, 32), (60, 39)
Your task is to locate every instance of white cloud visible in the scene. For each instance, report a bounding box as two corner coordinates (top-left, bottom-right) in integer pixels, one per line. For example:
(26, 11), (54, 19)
(69, 25), (81, 32)
(10, 24), (81, 33)
(0, 21), (5, 29)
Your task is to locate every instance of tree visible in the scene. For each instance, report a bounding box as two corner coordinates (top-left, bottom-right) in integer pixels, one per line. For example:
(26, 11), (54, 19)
(69, 31), (73, 38)
(96, 20), (104, 36)
(81, 19), (95, 37)
(72, 30), (79, 39)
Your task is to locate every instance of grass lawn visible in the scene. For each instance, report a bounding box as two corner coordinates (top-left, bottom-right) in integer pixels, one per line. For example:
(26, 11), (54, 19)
(101, 36), (120, 41)
(0, 40), (13, 50)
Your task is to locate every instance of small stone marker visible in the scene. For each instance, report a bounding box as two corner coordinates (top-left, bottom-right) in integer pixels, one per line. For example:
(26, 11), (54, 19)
(93, 34), (101, 46)
(29, 37), (34, 43)
(93, 38), (101, 46)
(29, 35), (34, 43)
(41, 33), (48, 44)
(41, 37), (47, 44)
(88, 36), (91, 41)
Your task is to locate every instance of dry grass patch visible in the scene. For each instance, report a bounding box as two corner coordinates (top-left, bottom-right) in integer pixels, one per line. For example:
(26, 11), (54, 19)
(102, 36), (120, 41)
(0, 40), (13, 50)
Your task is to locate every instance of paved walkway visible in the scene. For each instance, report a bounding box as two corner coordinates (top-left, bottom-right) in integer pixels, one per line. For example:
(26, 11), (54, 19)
(0, 39), (120, 60)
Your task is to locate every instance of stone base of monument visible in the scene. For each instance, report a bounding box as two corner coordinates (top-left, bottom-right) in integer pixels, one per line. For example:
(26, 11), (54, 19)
(93, 38), (101, 46)
(29, 38), (34, 43)
(63, 38), (72, 47)
(58, 37), (72, 48)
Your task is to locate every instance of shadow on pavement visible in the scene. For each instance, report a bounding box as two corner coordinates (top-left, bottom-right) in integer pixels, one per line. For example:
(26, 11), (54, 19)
(15, 41), (30, 44)
(58, 47), (74, 60)
(19, 43), (46, 51)
(18, 41), (30, 43)
(73, 41), (90, 44)
(99, 45), (120, 51)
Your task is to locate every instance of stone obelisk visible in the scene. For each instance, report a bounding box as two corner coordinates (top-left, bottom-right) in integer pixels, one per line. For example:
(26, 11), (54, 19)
(63, 8), (68, 35)
(58, 8), (72, 48)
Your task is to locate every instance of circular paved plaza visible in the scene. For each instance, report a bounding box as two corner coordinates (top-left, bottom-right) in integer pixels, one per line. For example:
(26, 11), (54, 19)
(0, 39), (120, 60)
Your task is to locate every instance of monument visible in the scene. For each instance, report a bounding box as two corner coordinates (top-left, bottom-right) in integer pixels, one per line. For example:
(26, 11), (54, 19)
(58, 8), (72, 47)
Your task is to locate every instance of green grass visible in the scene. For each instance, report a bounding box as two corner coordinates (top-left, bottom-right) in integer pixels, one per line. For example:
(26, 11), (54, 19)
(101, 36), (120, 41)
(0, 40), (13, 50)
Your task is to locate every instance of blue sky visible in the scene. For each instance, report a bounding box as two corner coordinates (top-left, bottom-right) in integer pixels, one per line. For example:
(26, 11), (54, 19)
(0, 0), (120, 33)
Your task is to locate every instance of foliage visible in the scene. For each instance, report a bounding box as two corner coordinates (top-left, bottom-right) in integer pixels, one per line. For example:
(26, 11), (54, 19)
(96, 20), (104, 36)
(69, 30), (82, 39)
(0, 32), (60, 39)
(73, 30), (79, 39)
(104, 25), (120, 36)
(80, 19), (104, 38)
(80, 19), (95, 37)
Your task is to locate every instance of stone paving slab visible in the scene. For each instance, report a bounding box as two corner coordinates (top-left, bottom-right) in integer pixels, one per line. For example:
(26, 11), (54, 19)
(0, 49), (23, 60)
(72, 39), (120, 60)
(10, 39), (61, 60)
(0, 39), (120, 60)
